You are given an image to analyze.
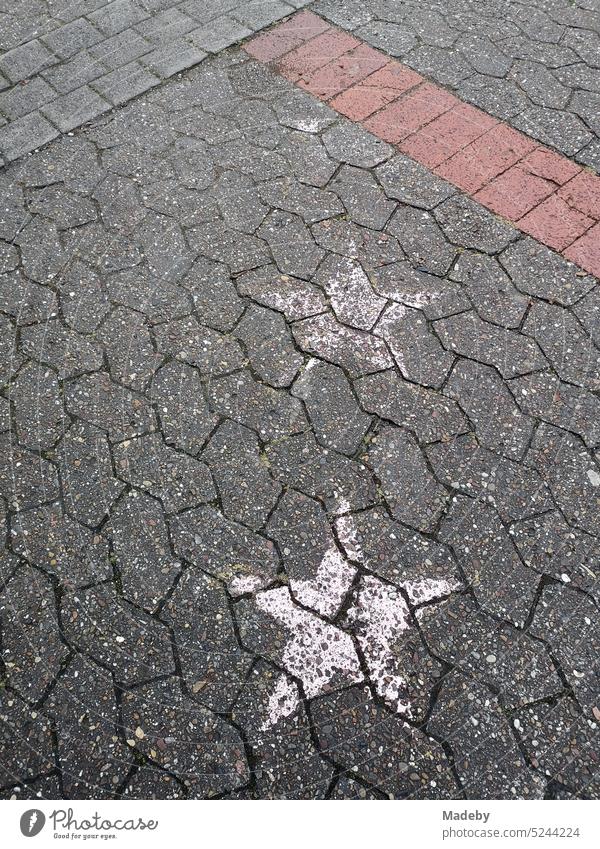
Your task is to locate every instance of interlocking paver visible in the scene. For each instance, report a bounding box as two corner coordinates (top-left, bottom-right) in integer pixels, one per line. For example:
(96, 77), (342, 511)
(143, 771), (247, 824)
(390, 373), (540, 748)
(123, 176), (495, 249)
(3, 3), (600, 801)
(121, 677), (248, 797)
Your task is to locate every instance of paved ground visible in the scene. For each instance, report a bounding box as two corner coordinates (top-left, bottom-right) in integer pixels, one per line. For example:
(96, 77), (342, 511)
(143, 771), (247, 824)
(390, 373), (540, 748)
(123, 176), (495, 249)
(0, 2), (599, 801)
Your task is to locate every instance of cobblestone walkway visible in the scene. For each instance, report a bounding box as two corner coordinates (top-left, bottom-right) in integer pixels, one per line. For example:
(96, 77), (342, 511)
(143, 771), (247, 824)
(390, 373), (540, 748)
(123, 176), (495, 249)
(0, 1), (599, 801)
(0, 0), (310, 162)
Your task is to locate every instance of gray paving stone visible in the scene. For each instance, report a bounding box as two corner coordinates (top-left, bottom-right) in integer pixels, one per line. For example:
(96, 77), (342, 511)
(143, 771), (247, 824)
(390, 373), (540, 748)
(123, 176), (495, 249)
(511, 371), (600, 449)
(65, 372), (156, 441)
(208, 369), (307, 441)
(355, 369), (468, 442)
(273, 86), (337, 134)
(43, 84), (110, 132)
(418, 594), (562, 709)
(267, 489), (355, 617)
(434, 194), (518, 254)
(202, 419), (282, 529)
(266, 431), (377, 514)
(500, 238), (596, 307)
(367, 424), (448, 532)
(292, 358), (372, 456)
(323, 120), (393, 168)
(106, 268), (191, 324)
(143, 39), (206, 76)
(121, 767), (186, 800)
(529, 583), (600, 713)
(293, 313), (393, 377)
(189, 221), (270, 273)
(58, 420), (125, 526)
(120, 677), (248, 797)
(150, 360), (217, 455)
(28, 183), (97, 228)
(212, 170), (269, 234)
(427, 432), (552, 521)
(97, 306), (160, 391)
(189, 15), (251, 52)
(107, 488), (180, 610)
(258, 210), (324, 279)
(312, 686), (459, 799)
(0, 695), (54, 790)
(91, 60), (159, 105)
(59, 260), (111, 332)
(12, 501), (110, 588)
(335, 504), (461, 599)
(88, 27), (153, 70)
(45, 654), (131, 799)
(435, 311), (548, 379)
(375, 302), (455, 388)
(312, 218), (404, 268)
(330, 164), (396, 231)
(0, 271), (58, 326)
(387, 205), (456, 275)
(234, 304), (303, 388)
(444, 359), (534, 460)
(0, 110), (58, 162)
(153, 316), (245, 377)
(89, 0), (149, 36)
(515, 698), (600, 797)
(231, 660), (333, 799)
(236, 265), (327, 322)
(528, 423), (600, 537)
(369, 261), (469, 319)
(344, 573), (443, 719)
(238, 586), (363, 696)
(41, 49), (106, 93)
(62, 583), (175, 684)
(12, 361), (65, 451)
(376, 154), (456, 210)
(233, 0), (293, 30)
(162, 569), (252, 711)
(428, 672), (544, 799)
(42, 18), (104, 58)
(450, 251), (529, 329)
(1, 566), (68, 701)
(170, 504), (279, 594)
(573, 287), (600, 349)
(439, 495), (540, 627)
(0, 39), (56, 83)
(522, 301), (600, 391)
(277, 130), (337, 187)
(259, 176), (343, 225)
(0, 433), (59, 511)
(355, 20), (416, 56)
(114, 433), (215, 512)
(511, 510), (600, 604)
(313, 254), (387, 331)
(0, 76), (57, 120)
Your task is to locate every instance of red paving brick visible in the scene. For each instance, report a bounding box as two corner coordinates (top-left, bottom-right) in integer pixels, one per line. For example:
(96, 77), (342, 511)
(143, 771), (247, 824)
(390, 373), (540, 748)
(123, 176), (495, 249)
(276, 30), (360, 82)
(244, 10), (330, 63)
(330, 62), (422, 120)
(246, 11), (600, 279)
(474, 166), (556, 221)
(564, 222), (600, 277)
(399, 102), (498, 169)
(558, 170), (600, 220)
(519, 195), (594, 251)
(435, 123), (538, 193)
(520, 147), (581, 186)
(363, 83), (458, 143)
(299, 43), (388, 101)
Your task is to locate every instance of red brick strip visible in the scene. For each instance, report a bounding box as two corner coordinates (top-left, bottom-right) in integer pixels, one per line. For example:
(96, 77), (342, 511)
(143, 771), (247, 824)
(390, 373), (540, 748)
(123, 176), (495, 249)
(245, 11), (600, 279)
